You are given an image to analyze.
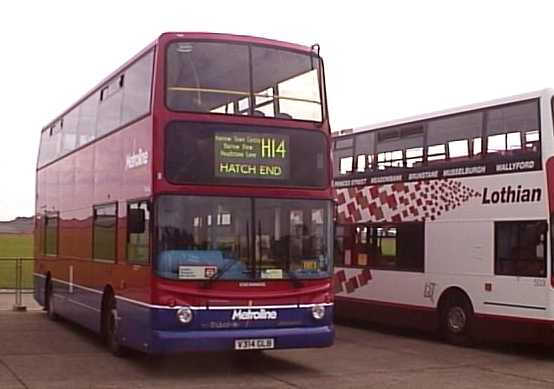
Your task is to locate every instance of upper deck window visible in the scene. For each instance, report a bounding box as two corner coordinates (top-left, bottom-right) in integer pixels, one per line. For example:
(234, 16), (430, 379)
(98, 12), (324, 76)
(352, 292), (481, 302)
(166, 41), (324, 122)
(334, 99), (541, 179)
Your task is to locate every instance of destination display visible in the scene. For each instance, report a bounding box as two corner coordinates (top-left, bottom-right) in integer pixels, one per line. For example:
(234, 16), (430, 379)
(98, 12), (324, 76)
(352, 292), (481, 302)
(214, 132), (290, 180)
(333, 155), (542, 188)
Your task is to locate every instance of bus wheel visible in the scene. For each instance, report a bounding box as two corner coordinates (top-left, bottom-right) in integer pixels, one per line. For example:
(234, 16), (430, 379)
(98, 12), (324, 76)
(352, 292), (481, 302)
(440, 292), (473, 346)
(102, 295), (126, 357)
(45, 281), (58, 321)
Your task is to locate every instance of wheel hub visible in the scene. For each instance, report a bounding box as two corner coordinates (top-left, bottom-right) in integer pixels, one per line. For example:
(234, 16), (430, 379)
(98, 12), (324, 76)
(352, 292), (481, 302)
(447, 306), (466, 333)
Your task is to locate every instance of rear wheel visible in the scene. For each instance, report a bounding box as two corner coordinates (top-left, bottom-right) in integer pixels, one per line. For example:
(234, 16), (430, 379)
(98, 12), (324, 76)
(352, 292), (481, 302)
(440, 292), (473, 346)
(45, 281), (58, 321)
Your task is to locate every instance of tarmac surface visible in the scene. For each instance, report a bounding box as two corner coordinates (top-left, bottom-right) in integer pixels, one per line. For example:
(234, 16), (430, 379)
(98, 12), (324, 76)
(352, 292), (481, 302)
(1, 309), (554, 388)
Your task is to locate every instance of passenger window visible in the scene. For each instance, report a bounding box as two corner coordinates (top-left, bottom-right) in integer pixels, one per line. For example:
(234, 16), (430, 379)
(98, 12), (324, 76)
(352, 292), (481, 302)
(62, 108), (79, 154)
(485, 100), (539, 156)
(377, 150), (403, 169)
(472, 138), (482, 156)
(495, 221), (546, 277)
(121, 51), (153, 124)
(427, 144), (446, 161)
(93, 203), (117, 262)
(77, 92), (99, 146)
(97, 77), (124, 136)
(367, 223), (424, 272)
(356, 155), (366, 172)
(340, 157), (353, 174)
(406, 147), (423, 167)
(448, 139), (469, 158)
(44, 212), (59, 256)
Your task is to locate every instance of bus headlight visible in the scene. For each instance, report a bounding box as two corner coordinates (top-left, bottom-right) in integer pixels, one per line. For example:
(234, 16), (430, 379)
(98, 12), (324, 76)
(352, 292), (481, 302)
(311, 304), (325, 320)
(177, 307), (193, 324)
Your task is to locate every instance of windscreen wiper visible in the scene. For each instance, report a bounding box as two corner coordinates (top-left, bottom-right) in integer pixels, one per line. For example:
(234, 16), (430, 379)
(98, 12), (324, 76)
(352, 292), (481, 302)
(283, 267), (303, 289)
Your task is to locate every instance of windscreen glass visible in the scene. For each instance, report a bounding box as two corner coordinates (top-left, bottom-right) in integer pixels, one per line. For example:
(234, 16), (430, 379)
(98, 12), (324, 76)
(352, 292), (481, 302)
(155, 195), (332, 281)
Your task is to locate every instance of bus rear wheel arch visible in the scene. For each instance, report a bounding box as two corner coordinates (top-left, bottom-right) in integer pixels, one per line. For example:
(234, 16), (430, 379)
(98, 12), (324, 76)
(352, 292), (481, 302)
(438, 288), (474, 346)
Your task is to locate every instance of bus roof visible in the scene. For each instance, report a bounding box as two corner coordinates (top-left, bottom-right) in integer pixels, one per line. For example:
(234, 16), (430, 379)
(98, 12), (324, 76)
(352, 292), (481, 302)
(332, 88), (554, 138)
(41, 32), (318, 133)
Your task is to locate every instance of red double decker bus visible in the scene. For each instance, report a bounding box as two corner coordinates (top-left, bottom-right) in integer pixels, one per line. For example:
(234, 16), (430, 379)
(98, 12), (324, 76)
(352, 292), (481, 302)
(34, 32), (333, 354)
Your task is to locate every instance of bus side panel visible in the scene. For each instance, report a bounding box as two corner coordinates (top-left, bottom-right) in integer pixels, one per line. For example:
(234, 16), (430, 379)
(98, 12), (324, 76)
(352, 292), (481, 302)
(116, 298), (153, 352)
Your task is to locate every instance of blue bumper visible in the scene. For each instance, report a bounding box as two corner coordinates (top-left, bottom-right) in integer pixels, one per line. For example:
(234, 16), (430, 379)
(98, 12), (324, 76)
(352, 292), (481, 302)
(149, 325), (334, 354)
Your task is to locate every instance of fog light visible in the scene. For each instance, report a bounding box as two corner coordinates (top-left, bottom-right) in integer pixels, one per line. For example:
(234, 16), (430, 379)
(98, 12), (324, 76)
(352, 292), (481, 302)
(177, 307), (193, 324)
(311, 304), (325, 320)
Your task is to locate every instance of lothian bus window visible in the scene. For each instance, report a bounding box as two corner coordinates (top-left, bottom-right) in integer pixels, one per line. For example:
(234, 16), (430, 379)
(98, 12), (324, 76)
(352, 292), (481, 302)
(340, 157), (353, 174)
(485, 100), (539, 156)
(251, 46), (323, 121)
(44, 213), (59, 256)
(127, 201), (150, 264)
(166, 42), (250, 114)
(334, 225), (346, 266)
(427, 144), (446, 162)
(495, 221), (547, 277)
(366, 223), (424, 271)
(356, 155), (366, 172)
(93, 203), (117, 262)
(405, 147), (423, 167)
(448, 139), (469, 158)
(376, 125), (423, 170)
(427, 111), (483, 162)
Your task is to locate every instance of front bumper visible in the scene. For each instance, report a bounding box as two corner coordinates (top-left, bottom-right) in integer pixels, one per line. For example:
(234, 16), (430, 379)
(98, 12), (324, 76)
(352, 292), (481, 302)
(149, 325), (334, 353)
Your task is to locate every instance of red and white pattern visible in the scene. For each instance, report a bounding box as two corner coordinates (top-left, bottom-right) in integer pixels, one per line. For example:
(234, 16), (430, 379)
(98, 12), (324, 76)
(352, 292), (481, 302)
(335, 179), (481, 224)
(333, 269), (372, 294)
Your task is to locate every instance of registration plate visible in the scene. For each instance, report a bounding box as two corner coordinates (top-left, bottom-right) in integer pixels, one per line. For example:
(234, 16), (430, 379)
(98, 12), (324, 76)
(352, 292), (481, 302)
(234, 338), (275, 350)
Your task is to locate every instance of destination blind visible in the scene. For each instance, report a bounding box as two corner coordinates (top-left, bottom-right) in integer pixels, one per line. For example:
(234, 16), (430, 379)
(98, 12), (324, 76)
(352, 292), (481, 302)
(214, 132), (290, 180)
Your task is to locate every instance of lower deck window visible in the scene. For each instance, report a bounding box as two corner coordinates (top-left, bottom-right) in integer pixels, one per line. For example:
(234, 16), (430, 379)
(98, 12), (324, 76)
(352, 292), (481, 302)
(44, 213), (59, 256)
(335, 222), (424, 272)
(495, 220), (546, 277)
(93, 203), (117, 261)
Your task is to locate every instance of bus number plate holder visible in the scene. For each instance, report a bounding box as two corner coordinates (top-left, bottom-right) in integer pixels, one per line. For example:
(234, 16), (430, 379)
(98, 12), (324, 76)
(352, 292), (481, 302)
(234, 338), (274, 350)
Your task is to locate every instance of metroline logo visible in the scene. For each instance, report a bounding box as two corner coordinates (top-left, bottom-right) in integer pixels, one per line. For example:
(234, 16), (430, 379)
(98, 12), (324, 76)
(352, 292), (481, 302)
(125, 148), (149, 170)
(231, 308), (278, 321)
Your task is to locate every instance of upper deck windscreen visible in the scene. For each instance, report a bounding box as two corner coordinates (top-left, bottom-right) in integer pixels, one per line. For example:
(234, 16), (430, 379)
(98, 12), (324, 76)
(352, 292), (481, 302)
(166, 41), (324, 122)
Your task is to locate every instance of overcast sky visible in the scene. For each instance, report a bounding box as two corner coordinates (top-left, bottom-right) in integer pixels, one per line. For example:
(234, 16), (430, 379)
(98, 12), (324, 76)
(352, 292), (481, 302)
(1, 1), (554, 221)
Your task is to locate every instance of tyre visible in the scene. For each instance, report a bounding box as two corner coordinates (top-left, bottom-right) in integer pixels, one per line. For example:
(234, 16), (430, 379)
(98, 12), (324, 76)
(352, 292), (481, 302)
(102, 294), (127, 357)
(45, 281), (58, 321)
(440, 292), (473, 346)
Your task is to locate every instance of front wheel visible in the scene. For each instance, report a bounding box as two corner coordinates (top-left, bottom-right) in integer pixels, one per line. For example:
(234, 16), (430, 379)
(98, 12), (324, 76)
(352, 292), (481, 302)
(102, 295), (126, 357)
(440, 293), (473, 346)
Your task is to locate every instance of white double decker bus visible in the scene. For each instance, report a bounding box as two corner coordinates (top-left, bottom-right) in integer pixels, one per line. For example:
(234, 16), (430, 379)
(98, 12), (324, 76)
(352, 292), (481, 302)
(332, 89), (554, 345)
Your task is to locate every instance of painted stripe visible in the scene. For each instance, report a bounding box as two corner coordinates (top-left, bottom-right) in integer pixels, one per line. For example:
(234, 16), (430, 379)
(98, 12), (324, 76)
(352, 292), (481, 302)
(34, 273), (331, 311)
(299, 303), (334, 308)
(51, 293), (102, 313)
(67, 298), (101, 313)
(208, 305), (298, 310)
(483, 301), (546, 311)
(336, 295), (435, 312)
